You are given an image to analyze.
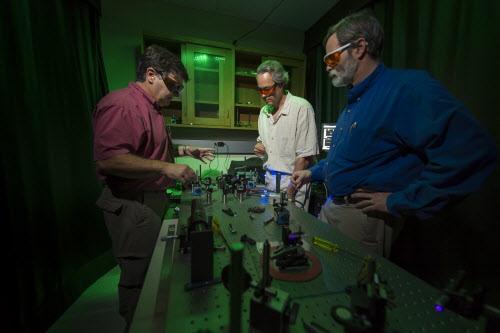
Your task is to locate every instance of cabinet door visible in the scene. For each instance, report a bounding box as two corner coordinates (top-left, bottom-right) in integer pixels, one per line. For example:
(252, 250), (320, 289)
(185, 44), (234, 127)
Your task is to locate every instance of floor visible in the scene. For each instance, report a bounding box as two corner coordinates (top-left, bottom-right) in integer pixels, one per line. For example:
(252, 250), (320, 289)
(48, 266), (126, 333)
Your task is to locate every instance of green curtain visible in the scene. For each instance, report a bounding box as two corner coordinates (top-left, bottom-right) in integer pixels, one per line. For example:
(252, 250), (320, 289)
(374, 0), (499, 137)
(1, 0), (112, 331)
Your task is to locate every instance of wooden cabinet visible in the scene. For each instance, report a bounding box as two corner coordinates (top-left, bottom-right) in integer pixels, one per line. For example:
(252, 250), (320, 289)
(234, 51), (263, 129)
(143, 36), (304, 131)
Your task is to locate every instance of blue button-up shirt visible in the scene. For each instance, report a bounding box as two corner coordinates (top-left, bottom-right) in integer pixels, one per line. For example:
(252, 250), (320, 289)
(310, 64), (497, 219)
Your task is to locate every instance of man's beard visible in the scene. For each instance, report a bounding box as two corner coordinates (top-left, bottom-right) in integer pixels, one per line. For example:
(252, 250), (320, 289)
(329, 54), (357, 87)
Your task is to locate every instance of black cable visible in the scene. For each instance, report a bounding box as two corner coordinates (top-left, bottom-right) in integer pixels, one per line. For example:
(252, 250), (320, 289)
(224, 144), (230, 170)
(215, 144), (219, 169)
(304, 183), (311, 202)
(209, 143), (215, 169)
(232, 0), (287, 46)
(216, 143), (220, 170)
(293, 183), (311, 210)
(292, 199), (305, 209)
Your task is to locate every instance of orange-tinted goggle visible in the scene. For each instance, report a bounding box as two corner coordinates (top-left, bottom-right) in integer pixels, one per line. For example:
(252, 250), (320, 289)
(323, 43), (352, 68)
(256, 83), (277, 96)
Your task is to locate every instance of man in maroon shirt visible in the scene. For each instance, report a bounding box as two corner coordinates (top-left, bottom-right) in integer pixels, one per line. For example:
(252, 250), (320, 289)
(93, 45), (213, 330)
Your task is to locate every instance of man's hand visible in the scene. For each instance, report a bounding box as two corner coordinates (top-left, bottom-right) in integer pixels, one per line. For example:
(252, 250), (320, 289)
(162, 163), (197, 183)
(254, 143), (266, 157)
(185, 146), (215, 164)
(351, 189), (391, 215)
(291, 170), (312, 189)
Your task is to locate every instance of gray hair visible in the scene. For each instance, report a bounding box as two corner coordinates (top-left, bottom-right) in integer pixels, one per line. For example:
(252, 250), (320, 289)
(323, 11), (384, 60)
(256, 60), (289, 86)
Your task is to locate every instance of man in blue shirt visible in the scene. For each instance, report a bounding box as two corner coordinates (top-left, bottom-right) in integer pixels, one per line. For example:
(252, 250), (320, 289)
(292, 13), (497, 258)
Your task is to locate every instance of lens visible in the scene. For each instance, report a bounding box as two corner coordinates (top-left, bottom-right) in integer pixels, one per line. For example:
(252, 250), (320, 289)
(324, 51), (341, 67)
(257, 87), (272, 95)
(256, 84), (276, 96)
(163, 75), (183, 96)
(323, 43), (352, 68)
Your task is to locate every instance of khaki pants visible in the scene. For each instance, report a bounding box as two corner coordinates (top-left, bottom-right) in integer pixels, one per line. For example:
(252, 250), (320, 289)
(96, 187), (167, 330)
(319, 198), (400, 257)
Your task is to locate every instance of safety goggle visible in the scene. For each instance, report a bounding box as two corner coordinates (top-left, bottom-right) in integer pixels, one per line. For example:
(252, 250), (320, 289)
(323, 43), (352, 68)
(256, 83), (277, 96)
(153, 69), (184, 97)
(162, 75), (184, 97)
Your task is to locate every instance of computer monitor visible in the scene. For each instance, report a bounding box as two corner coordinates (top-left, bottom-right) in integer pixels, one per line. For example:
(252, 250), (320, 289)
(321, 123), (336, 151)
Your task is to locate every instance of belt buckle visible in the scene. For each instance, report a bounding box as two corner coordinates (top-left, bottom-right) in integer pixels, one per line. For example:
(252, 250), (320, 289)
(333, 195), (351, 205)
(343, 195), (350, 204)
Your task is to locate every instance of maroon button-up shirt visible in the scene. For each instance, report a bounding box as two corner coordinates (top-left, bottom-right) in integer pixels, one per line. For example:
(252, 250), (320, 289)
(93, 83), (175, 193)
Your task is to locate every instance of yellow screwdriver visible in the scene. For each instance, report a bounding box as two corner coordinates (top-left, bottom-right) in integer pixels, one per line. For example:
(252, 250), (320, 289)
(312, 236), (339, 253)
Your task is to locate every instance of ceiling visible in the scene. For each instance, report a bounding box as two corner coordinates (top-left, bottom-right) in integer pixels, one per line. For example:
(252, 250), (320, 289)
(162, 0), (340, 31)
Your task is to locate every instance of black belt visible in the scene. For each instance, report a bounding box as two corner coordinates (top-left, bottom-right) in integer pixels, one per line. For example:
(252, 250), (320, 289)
(331, 195), (356, 205)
